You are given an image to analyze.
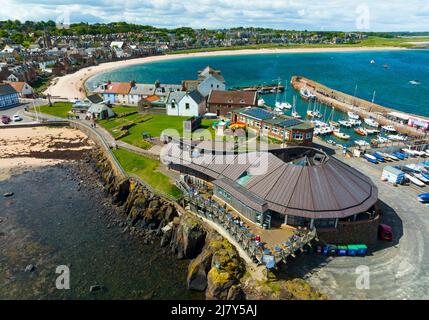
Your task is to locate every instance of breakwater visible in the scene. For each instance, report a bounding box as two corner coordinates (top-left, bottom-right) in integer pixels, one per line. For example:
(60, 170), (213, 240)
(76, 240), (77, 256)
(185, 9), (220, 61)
(291, 76), (428, 138)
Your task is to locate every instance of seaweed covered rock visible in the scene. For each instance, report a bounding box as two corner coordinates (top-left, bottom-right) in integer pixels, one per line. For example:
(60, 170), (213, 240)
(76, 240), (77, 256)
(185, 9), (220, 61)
(172, 213), (206, 259)
(187, 232), (222, 291)
(205, 239), (245, 300)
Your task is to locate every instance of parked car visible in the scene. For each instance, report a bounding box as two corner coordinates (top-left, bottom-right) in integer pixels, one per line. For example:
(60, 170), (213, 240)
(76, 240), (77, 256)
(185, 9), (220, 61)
(378, 224), (393, 241)
(12, 114), (22, 122)
(1, 115), (11, 124)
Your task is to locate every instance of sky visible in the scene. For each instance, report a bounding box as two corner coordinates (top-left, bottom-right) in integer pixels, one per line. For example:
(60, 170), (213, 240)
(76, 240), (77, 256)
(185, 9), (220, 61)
(1, 0), (428, 32)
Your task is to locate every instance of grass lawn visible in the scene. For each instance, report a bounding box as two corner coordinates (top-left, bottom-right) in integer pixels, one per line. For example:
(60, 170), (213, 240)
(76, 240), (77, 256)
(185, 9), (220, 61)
(32, 102), (72, 118)
(111, 105), (138, 116)
(99, 113), (189, 149)
(112, 148), (181, 198)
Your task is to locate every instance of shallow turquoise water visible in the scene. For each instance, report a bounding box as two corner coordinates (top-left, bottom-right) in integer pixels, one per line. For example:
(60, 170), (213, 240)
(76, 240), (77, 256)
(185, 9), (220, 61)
(87, 50), (429, 145)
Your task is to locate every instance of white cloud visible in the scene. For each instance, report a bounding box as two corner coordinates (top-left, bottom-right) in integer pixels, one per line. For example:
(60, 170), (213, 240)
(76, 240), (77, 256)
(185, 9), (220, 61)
(0, 0), (428, 31)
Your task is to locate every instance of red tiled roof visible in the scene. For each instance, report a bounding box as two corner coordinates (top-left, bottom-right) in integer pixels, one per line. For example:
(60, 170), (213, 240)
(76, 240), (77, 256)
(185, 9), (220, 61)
(105, 82), (132, 95)
(7, 81), (27, 92)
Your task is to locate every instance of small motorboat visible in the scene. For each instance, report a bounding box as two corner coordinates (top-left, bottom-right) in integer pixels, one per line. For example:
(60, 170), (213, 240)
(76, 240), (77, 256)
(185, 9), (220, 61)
(258, 98), (265, 106)
(370, 60), (376, 64)
(418, 193), (429, 203)
(364, 154), (378, 164)
(327, 139), (336, 145)
(364, 118), (380, 128)
(365, 128), (380, 135)
(376, 136), (389, 143)
(410, 80), (421, 85)
(382, 125), (397, 133)
(405, 174), (425, 187)
(348, 111), (360, 120)
(300, 88), (316, 100)
(354, 127), (368, 136)
(333, 130), (350, 140)
(355, 140), (370, 147)
(339, 120), (353, 128)
(329, 120), (340, 127)
(348, 119), (362, 126)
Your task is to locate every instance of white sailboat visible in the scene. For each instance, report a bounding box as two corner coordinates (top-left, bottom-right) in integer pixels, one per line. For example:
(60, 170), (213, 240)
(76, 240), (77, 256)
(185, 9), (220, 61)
(275, 81), (292, 110)
(347, 111), (360, 120)
(291, 96), (301, 119)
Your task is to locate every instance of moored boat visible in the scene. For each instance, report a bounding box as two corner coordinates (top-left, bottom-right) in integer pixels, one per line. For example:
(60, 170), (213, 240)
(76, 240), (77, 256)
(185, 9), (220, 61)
(347, 111), (360, 120)
(354, 127), (368, 136)
(348, 119), (362, 126)
(381, 125), (397, 133)
(364, 118), (380, 128)
(258, 98), (265, 106)
(333, 130), (350, 140)
(339, 120), (353, 128)
(355, 140), (370, 147)
(300, 88), (316, 100)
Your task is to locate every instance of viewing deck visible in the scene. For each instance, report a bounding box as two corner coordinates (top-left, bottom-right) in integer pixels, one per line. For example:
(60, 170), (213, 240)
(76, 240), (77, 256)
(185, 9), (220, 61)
(175, 179), (317, 267)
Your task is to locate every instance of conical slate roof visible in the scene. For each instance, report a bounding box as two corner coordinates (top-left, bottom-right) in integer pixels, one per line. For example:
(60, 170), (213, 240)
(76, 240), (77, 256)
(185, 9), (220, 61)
(164, 144), (378, 219)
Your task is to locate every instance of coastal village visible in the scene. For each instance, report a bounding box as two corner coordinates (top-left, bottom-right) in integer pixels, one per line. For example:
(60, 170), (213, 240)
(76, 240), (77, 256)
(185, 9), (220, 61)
(1, 20), (429, 301)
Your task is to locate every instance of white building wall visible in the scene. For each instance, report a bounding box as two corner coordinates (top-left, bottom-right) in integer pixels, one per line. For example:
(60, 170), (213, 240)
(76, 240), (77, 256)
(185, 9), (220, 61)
(197, 75), (225, 97)
(166, 94), (199, 117)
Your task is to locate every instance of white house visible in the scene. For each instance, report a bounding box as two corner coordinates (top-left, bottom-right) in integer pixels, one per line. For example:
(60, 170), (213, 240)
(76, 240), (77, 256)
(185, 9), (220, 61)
(8, 82), (34, 97)
(166, 90), (206, 117)
(197, 73), (226, 97)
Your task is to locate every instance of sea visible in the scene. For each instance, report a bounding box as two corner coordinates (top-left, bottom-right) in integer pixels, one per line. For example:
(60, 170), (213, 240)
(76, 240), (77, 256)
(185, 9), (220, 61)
(86, 50), (429, 146)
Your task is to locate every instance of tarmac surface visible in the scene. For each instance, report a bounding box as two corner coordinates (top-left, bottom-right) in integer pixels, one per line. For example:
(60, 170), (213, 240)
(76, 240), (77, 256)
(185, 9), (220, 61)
(288, 154), (429, 299)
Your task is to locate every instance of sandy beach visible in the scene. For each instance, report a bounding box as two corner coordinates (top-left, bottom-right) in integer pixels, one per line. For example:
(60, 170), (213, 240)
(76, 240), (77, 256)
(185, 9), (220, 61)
(0, 127), (93, 180)
(44, 46), (406, 101)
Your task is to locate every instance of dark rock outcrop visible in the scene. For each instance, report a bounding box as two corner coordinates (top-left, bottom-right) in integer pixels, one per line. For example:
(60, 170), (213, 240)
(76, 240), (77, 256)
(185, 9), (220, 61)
(170, 213), (206, 260)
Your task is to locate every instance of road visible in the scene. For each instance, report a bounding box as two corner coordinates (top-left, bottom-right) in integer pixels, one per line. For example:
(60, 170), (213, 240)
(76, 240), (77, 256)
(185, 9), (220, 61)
(0, 99), (48, 126)
(288, 154), (429, 300)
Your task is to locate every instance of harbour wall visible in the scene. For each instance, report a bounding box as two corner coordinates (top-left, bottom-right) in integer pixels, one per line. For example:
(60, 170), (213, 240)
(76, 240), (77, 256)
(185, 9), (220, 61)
(291, 76), (427, 138)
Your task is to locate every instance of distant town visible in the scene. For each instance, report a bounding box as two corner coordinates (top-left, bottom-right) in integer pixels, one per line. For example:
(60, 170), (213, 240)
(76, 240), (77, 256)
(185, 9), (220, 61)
(1, 20), (428, 98)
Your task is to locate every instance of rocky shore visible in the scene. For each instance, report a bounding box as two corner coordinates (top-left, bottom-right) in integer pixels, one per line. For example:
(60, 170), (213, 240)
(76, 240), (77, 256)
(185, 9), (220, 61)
(88, 149), (248, 299)
(89, 148), (327, 300)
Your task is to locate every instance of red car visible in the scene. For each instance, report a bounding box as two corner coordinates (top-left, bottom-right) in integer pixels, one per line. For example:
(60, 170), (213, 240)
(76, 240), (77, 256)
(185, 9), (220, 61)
(1, 115), (11, 124)
(378, 224), (393, 241)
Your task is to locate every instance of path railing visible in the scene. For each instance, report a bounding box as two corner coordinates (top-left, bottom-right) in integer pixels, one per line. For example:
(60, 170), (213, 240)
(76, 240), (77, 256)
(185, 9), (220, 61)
(177, 180), (317, 266)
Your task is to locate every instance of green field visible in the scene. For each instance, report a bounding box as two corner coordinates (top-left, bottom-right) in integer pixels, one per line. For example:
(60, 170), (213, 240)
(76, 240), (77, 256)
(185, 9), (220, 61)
(112, 148), (181, 198)
(99, 109), (192, 149)
(32, 102), (72, 118)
